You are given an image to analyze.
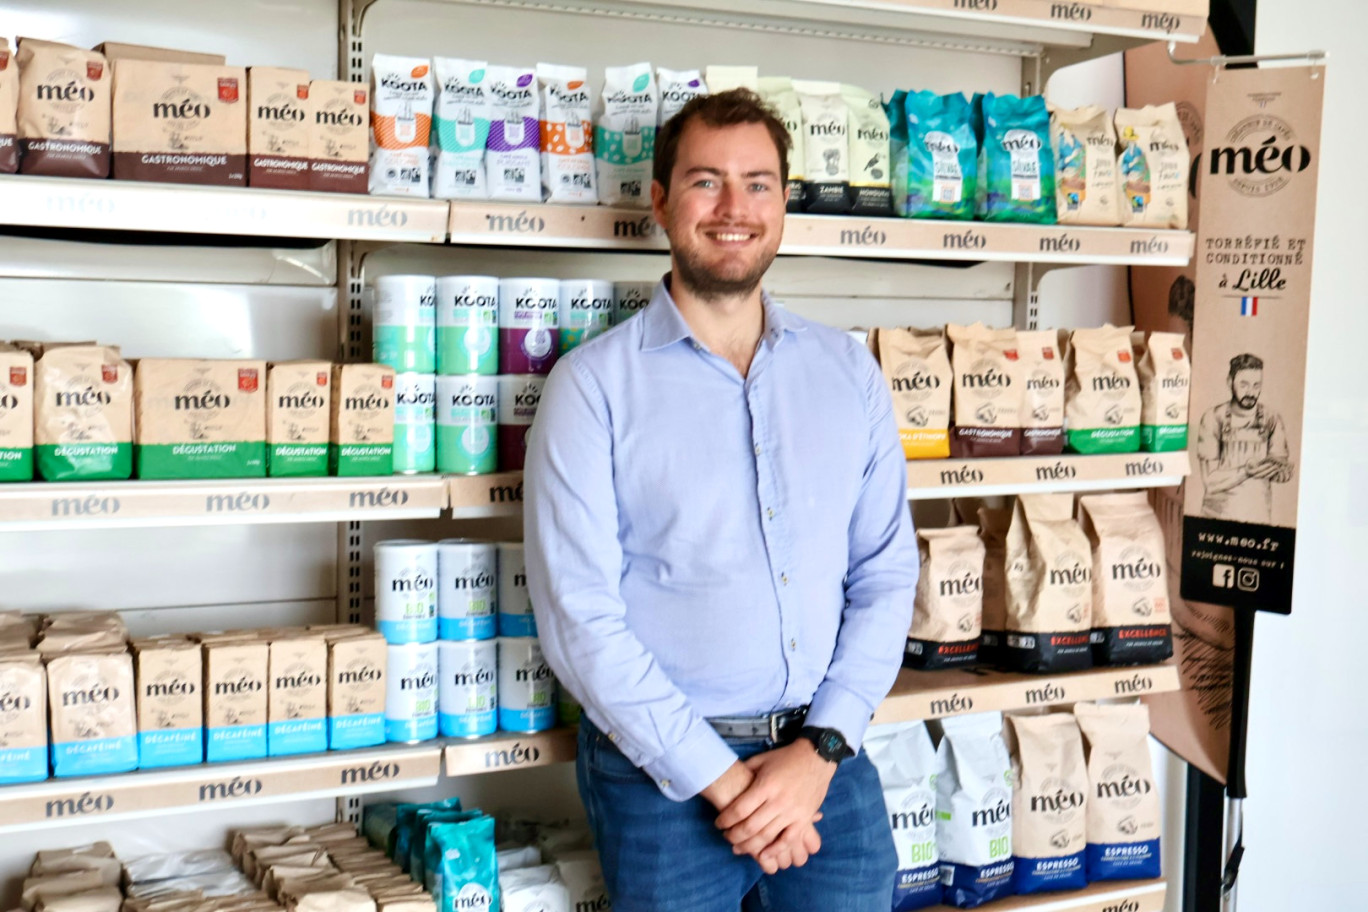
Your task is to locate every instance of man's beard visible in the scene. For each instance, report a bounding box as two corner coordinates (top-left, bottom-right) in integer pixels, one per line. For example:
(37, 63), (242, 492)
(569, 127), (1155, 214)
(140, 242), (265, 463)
(671, 239), (777, 302)
(1235, 395), (1259, 410)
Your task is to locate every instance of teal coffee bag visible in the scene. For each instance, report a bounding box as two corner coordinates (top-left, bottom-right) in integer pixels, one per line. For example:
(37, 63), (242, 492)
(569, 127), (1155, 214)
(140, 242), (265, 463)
(903, 91), (976, 220)
(430, 817), (498, 912)
(981, 94), (1056, 224)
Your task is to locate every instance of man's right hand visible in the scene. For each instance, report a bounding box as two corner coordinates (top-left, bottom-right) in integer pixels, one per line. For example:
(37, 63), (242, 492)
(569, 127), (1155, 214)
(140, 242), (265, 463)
(701, 761), (823, 874)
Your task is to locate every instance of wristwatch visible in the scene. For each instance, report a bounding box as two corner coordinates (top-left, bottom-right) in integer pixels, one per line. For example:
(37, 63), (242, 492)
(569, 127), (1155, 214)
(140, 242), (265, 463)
(799, 726), (855, 765)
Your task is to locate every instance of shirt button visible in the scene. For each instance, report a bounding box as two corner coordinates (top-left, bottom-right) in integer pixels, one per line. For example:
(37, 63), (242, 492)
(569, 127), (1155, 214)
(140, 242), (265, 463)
(692, 341), (702, 351)
(767, 508), (775, 520)
(607, 732), (618, 742)
(754, 444), (762, 456)
(780, 573), (789, 586)
(790, 639), (797, 651)
(660, 779), (671, 789)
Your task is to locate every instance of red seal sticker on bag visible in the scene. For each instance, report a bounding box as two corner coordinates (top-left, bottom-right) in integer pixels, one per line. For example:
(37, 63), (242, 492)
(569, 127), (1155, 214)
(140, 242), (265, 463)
(238, 368), (259, 393)
(354, 89), (368, 105)
(9, 367), (26, 386)
(0, 50), (10, 71)
(218, 78), (240, 103)
(102, 365), (118, 383)
(381, 374), (394, 390)
(297, 84), (310, 100)
(317, 372), (329, 386)
(87, 61), (103, 81)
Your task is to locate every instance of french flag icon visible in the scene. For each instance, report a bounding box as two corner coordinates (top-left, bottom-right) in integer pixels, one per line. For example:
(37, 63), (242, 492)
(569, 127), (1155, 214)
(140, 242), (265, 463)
(1240, 296), (1259, 316)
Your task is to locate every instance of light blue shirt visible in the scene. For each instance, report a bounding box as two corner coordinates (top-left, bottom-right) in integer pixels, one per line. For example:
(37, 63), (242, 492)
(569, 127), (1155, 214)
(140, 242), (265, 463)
(524, 278), (917, 801)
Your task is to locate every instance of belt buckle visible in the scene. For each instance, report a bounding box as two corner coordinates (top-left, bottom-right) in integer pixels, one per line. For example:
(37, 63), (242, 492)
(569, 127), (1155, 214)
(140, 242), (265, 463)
(768, 713), (782, 743)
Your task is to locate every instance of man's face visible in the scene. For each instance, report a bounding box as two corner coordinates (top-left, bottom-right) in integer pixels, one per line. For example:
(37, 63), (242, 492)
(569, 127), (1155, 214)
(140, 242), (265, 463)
(1230, 369), (1263, 410)
(651, 121), (787, 300)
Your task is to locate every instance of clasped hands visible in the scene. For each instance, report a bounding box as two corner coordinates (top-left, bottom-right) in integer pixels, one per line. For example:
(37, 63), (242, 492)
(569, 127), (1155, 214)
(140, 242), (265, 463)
(700, 739), (837, 875)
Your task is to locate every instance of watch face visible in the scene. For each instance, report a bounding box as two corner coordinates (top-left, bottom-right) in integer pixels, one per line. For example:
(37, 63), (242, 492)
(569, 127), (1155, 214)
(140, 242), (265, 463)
(820, 732), (843, 754)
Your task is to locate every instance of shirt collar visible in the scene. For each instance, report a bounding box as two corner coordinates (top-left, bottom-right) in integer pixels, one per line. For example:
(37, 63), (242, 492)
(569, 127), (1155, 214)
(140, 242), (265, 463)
(639, 274), (806, 353)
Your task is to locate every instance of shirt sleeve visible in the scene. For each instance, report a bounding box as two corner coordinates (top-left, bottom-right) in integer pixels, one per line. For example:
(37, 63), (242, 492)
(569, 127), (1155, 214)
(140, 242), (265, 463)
(524, 355), (737, 802)
(804, 350), (918, 753)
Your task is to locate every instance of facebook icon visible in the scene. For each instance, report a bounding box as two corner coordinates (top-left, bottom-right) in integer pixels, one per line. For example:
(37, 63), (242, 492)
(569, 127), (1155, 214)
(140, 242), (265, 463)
(1213, 564), (1236, 589)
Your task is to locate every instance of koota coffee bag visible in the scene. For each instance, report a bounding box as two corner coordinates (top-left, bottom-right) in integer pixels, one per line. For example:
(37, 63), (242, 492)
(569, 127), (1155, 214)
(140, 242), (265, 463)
(432, 57), (491, 200)
(538, 64), (595, 204)
(369, 55), (434, 197)
(794, 80), (850, 214)
(977, 506), (1011, 668)
(308, 80), (369, 194)
(1016, 329), (1065, 456)
(35, 345), (133, 481)
(657, 67), (706, 124)
(0, 652), (47, 783)
(1050, 105), (1121, 226)
(131, 635), (203, 768)
(871, 327), (952, 460)
(866, 721), (942, 911)
(843, 83), (892, 215)
(1005, 494), (1093, 673)
(595, 62), (657, 208)
(907, 526), (985, 670)
(248, 67), (311, 190)
(936, 712), (1014, 908)
(0, 344), (34, 481)
(16, 39), (111, 178)
(111, 59), (248, 185)
(1074, 702), (1162, 881)
(1116, 103), (1189, 229)
(0, 39), (17, 173)
(485, 65), (540, 203)
(267, 360), (331, 477)
(948, 323), (1022, 458)
(1138, 331), (1191, 452)
(1065, 325), (1142, 454)
(980, 93), (1056, 224)
(756, 76), (804, 212)
(1079, 492), (1174, 665)
(330, 363), (395, 476)
(46, 650), (139, 777)
(134, 359), (267, 479)
(1007, 713), (1088, 894)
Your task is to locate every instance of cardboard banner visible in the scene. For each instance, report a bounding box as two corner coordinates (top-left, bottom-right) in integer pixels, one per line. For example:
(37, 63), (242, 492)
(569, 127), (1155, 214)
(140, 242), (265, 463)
(1179, 64), (1324, 615)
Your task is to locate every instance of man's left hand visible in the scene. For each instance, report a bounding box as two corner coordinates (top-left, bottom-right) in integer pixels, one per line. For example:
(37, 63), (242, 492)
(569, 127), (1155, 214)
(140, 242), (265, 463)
(714, 739), (837, 864)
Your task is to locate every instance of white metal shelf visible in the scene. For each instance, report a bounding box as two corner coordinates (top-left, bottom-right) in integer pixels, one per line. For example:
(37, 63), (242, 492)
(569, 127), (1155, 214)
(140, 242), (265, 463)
(0, 475), (448, 531)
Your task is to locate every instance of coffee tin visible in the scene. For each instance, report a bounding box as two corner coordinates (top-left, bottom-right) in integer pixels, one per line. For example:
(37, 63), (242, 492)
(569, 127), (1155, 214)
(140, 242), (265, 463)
(384, 641), (438, 743)
(438, 538), (498, 640)
(374, 540), (438, 644)
(497, 637), (556, 732)
(438, 639), (498, 738)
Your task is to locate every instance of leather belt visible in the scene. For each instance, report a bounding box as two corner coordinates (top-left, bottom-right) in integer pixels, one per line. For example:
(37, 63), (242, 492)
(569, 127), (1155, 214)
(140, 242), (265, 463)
(707, 705), (808, 743)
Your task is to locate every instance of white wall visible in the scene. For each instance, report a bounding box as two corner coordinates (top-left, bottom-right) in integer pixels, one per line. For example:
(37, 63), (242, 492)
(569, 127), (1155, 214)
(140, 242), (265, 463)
(1237, 3), (1368, 908)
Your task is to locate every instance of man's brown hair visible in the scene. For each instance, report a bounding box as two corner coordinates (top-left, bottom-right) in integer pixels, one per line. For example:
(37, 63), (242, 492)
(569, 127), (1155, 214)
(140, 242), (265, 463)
(653, 88), (791, 192)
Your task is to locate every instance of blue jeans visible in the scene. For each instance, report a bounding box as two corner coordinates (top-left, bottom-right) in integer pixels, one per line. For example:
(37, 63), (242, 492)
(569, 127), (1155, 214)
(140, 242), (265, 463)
(577, 718), (897, 912)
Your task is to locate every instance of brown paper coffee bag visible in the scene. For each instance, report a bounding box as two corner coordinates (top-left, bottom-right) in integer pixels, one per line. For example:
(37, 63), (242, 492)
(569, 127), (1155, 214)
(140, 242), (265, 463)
(870, 327), (952, 460)
(202, 639), (269, 762)
(94, 43), (226, 66)
(1116, 103), (1189, 229)
(330, 364), (394, 476)
(35, 345), (133, 481)
(907, 526), (985, 669)
(1138, 331), (1190, 452)
(1008, 712), (1088, 891)
(132, 636), (203, 768)
(948, 323), (1022, 457)
(16, 39), (111, 178)
(1005, 494), (1093, 673)
(0, 39), (18, 173)
(977, 506), (1011, 668)
(308, 80), (369, 194)
(46, 650), (139, 777)
(111, 60), (246, 185)
(1017, 330), (1065, 456)
(267, 634), (328, 756)
(326, 630), (386, 751)
(0, 652), (47, 783)
(1079, 492), (1174, 666)
(1065, 325), (1141, 454)
(249, 67), (311, 189)
(1051, 105), (1121, 227)
(268, 361), (331, 477)
(135, 359), (267, 479)
(1074, 702), (1162, 881)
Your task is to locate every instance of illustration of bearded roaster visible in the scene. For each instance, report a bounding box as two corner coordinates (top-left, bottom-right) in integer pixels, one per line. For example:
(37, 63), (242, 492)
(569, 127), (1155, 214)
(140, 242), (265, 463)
(1196, 353), (1293, 524)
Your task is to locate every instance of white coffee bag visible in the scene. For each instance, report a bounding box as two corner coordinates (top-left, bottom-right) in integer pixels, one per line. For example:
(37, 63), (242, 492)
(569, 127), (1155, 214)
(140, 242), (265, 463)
(866, 721), (942, 911)
(657, 67), (706, 125)
(595, 62), (657, 208)
(432, 57), (490, 200)
(756, 76), (804, 212)
(484, 65), (540, 202)
(368, 55), (434, 197)
(843, 83), (893, 215)
(794, 79), (849, 214)
(935, 712), (1013, 908)
(537, 64), (595, 204)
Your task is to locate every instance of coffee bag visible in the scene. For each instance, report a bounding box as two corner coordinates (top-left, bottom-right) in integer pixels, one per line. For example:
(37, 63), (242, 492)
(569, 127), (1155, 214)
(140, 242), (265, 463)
(93, 43), (225, 65)
(35, 345), (133, 481)
(369, 55), (434, 197)
(330, 364), (395, 476)
(248, 67), (311, 190)
(554, 851), (609, 912)
(1050, 105), (1121, 226)
(657, 68), (706, 125)
(429, 818), (498, 912)
(1073, 702), (1162, 881)
(308, 80), (368, 193)
(325, 629), (387, 750)
(886, 90), (909, 217)
(0, 39), (17, 173)
(46, 650), (139, 777)
(1007, 713), (1088, 894)
(1116, 103), (1189, 229)
(903, 90), (977, 221)
(1065, 325), (1142, 454)
(499, 865), (568, 912)
(16, 39), (111, 178)
(1005, 494), (1093, 673)
(866, 721), (942, 910)
(935, 712), (1014, 908)
(268, 634), (328, 756)
(908, 526), (985, 670)
(1016, 330), (1065, 456)
(843, 84), (892, 215)
(484, 66), (540, 203)
(0, 344), (34, 481)
(948, 323), (1022, 458)
(111, 60), (247, 185)
(201, 639), (269, 762)
(134, 359), (267, 479)
(1138, 331), (1191, 452)
(595, 62), (657, 208)
(794, 80), (850, 214)
(132, 636), (203, 768)
(1079, 492), (1174, 665)
(756, 77), (804, 212)
(432, 58), (491, 200)
(0, 652), (46, 783)
(871, 327), (952, 460)
(977, 506), (1011, 668)
(980, 93), (1056, 224)
(538, 64), (595, 204)
(267, 361), (331, 477)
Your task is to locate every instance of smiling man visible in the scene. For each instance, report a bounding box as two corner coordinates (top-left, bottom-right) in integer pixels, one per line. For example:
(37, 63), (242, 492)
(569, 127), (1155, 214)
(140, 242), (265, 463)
(524, 89), (916, 912)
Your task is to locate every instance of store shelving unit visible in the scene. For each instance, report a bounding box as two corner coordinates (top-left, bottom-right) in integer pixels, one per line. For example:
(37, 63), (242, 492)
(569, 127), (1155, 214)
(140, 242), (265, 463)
(924, 879), (1166, 912)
